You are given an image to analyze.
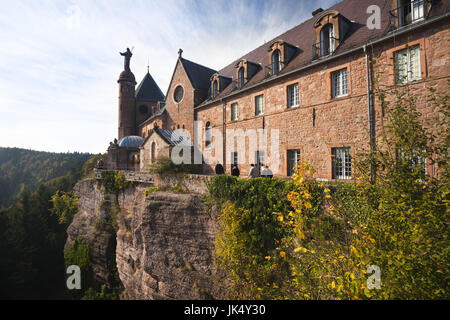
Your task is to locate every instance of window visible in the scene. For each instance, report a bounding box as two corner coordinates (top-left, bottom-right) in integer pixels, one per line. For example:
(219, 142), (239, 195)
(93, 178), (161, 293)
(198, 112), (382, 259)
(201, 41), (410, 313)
(396, 147), (427, 174)
(331, 68), (348, 98)
(320, 23), (335, 56)
(231, 152), (239, 165)
(255, 95), (264, 115)
(151, 142), (156, 162)
(152, 105), (158, 114)
(231, 103), (238, 121)
(238, 67), (245, 88)
(212, 80), (218, 98)
(395, 45), (421, 84)
(174, 85), (184, 103)
(287, 149), (301, 176)
(332, 147), (351, 179)
(398, 0), (425, 27)
(255, 150), (265, 166)
(205, 121), (211, 148)
(287, 83), (299, 108)
(272, 49), (281, 75)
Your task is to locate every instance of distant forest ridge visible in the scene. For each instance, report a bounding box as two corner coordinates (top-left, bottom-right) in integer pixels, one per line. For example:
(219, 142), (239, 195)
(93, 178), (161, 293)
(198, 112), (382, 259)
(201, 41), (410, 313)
(0, 147), (93, 207)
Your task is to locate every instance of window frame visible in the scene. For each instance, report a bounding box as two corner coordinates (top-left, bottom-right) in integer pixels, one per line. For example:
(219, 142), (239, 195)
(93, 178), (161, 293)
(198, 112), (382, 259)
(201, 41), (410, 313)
(255, 94), (264, 116)
(287, 149), (301, 176)
(331, 68), (348, 98)
(287, 83), (300, 108)
(231, 103), (239, 121)
(332, 147), (351, 180)
(231, 152), (239, 165)
(205, 121), (212, 149)
(255, 150), (265, 167)
(394, 45), (421, 84)
(272, 49), (282, 75)
(238, 67), (245, 88)
(320, 23), (335, 56)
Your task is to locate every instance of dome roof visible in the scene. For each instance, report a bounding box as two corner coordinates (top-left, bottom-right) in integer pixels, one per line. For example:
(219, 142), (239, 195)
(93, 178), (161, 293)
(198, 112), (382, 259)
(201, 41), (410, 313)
(118, 70), (136, 83)
(117, 135), (144, 148)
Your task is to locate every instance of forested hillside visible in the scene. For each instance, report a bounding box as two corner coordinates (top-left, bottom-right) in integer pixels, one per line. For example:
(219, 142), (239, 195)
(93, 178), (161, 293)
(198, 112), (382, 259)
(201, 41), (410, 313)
(0, 152), (104, 299)
(0, 147), (92, 207)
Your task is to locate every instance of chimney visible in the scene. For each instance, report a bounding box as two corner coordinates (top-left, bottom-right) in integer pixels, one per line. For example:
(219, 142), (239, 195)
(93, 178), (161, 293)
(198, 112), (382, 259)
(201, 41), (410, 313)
(312, 8), (324, 16)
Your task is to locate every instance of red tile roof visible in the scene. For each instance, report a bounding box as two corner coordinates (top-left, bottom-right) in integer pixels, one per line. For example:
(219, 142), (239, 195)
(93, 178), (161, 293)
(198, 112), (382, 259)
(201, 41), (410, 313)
(196, 0), (449, 108)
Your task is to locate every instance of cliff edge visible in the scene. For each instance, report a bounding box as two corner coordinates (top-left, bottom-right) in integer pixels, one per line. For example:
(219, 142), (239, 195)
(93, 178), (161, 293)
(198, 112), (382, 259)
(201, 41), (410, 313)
(65, 178), (226, 300)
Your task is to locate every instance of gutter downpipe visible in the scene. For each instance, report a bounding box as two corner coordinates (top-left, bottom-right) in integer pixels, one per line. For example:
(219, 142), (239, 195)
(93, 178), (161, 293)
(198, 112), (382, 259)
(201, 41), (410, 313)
(221, 99), (226, 170)
(363, 44), (375, 184)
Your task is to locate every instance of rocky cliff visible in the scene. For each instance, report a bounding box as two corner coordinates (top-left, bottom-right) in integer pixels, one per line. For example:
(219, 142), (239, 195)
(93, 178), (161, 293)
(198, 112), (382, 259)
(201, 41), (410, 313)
(66, 178), (226, 300)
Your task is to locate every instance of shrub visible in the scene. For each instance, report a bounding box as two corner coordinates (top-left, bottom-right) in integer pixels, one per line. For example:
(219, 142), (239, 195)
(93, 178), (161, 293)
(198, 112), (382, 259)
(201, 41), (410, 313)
(148, 156), (201, 176)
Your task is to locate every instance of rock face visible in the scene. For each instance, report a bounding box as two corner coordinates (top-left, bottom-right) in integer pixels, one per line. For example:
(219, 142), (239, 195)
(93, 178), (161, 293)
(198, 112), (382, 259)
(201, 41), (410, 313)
(66, 178), (225, 300)
(65, 179), (117, 286)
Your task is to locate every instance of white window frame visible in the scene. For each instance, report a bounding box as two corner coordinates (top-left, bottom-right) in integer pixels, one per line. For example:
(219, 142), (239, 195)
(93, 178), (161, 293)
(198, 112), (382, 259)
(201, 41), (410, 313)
(287, 149), (301, 176)
(231, 152), (239, 165)
(332, 147), (351, 180)
(255, 95), (264, 116)
(395, 45), (421, 84)
(231, 103), (238, 121)
(287, 83), (299, 108)
(331, 68), (348, 98)
(255, 150), (265, 166)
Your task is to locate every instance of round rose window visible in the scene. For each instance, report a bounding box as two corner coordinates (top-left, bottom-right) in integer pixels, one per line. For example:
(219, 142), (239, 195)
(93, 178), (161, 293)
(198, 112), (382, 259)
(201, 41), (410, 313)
(174, 85), (184, 103)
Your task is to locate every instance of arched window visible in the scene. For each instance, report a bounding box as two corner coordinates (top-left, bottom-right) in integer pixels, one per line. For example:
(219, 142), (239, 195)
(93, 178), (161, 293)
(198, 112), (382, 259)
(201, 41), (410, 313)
(320, 23), (335, 56)
(212, 80), (218, 98)
(205, 121), (211, 148)
(272, 49), (281, 75)
(177, 124), (180, 129)
(151, 142), (156, 163)
(182, 124), (185, 130)
(238, 67), (245, 88)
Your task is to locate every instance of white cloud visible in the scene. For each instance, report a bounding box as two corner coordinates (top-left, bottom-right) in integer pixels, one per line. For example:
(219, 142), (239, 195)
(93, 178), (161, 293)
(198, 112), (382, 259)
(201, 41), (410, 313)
(0, 0), (337, 153)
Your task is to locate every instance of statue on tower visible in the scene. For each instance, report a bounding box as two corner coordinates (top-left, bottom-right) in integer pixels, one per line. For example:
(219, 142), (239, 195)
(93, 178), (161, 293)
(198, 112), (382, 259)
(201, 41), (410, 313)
(120, 48), (133, 71)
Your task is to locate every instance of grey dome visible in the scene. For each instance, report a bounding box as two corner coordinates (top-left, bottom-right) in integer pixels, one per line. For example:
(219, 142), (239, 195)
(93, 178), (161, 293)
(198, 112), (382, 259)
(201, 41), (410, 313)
(117, 135), (144, 148)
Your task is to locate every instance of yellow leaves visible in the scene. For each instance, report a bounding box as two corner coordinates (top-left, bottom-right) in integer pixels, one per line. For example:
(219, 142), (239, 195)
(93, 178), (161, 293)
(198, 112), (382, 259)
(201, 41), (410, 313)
(277, 215), (284, 222)
(280, 251), (286, 258)
(328, 205), (335, 211)
(265, 256), (271, 261)
(296, 230), (306, 240)
(304, 202), (312, 209)
(294, 247), (308, 253)
(368, 237), (376, 244)
(324, 188), (331, 193)
(325, 194), (332, 199)
(350, 246), (359, 258)
(333, 259), (338, 265)
(331, 281), (336, 289)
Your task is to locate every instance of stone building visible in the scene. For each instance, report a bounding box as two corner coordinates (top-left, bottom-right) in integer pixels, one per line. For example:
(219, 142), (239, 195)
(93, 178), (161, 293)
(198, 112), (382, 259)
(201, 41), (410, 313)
(108, 0), (449, 179)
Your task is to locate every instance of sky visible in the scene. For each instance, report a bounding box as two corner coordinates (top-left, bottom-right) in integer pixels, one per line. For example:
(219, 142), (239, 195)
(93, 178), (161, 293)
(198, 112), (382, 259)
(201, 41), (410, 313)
(0, 0), (338, 154)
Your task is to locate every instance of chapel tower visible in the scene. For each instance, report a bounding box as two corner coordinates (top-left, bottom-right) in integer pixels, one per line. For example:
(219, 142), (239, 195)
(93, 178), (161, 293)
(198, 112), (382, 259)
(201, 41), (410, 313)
(118, 48), (137, 139)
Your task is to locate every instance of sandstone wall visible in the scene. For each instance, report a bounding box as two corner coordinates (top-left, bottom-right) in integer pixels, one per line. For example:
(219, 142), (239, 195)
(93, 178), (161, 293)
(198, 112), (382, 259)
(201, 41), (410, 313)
(66, 178), (225, 300)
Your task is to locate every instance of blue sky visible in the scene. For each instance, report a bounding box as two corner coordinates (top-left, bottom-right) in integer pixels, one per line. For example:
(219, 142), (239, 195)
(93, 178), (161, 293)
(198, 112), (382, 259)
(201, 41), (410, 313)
(0, 0), (338, 153)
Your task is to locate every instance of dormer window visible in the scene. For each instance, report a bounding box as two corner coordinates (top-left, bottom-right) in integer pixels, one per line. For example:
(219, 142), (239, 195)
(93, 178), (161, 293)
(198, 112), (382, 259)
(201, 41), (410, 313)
(212, 80), (218, 98)
(313, 10), (351, 60)
(234, 59), (260, 90)
(266, 40), (297, 77)
(320, 23), (335, 56)
(210, 73), (232, 99)
(390, 0), (429, 30)
(238, 67), (245, 88)
(272, 49), (281, 75)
